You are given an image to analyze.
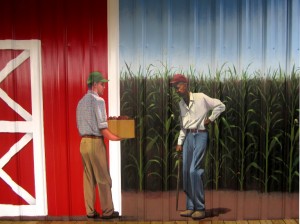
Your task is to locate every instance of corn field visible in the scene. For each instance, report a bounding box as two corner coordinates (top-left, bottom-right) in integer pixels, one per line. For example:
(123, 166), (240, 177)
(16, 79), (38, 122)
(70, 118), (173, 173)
(120, 64), (299, 193)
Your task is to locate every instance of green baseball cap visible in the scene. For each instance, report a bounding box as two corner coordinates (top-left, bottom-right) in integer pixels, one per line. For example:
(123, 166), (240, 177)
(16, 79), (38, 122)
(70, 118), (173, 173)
(87, 71), (109, 84)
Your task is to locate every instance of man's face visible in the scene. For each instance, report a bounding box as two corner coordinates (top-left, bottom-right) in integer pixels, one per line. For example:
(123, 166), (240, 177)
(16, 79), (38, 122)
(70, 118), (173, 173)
(174, 82), (188, 96)
(94, 82), (106, 96)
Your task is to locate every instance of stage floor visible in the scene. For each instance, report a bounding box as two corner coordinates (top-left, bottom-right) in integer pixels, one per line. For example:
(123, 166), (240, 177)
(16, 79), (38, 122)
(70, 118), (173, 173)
(0, 219), (298, 224)
(0, 191), (298, 222)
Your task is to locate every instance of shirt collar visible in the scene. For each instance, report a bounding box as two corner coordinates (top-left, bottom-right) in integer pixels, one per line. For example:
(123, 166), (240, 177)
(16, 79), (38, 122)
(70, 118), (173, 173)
(189, 92), (194, 102)
(180, 92), (193, 108)
(88, 89), (99, 97)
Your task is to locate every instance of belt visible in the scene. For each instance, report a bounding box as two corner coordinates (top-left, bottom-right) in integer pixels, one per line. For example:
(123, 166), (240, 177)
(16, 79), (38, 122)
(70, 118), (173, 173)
(186, 129), (207, 133)
(82, 135), (103, 139)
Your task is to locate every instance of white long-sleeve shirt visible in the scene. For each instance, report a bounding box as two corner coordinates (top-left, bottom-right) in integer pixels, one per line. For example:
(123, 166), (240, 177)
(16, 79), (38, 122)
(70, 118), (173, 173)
(177, 92), (226, 145)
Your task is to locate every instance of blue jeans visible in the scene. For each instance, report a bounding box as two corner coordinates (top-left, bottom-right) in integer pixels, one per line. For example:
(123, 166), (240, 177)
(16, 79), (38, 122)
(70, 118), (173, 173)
(182, 132), (208, 211)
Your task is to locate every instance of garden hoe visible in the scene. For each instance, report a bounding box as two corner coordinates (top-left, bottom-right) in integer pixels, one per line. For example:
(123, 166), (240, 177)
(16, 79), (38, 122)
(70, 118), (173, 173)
(176, 151), (182, 211)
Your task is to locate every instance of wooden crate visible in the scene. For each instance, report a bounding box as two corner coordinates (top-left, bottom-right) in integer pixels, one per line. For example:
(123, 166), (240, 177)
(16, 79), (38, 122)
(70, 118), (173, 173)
(108, 119), (135, 139)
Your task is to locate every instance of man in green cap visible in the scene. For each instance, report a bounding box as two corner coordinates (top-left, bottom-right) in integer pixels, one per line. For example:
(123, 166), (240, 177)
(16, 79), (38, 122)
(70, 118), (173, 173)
(76, 71), (121, 219)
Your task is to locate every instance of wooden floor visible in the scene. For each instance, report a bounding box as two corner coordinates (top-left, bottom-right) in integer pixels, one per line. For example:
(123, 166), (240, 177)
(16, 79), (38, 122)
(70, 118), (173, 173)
(0, 219), (298, 224)
(1, 191), (298, 223)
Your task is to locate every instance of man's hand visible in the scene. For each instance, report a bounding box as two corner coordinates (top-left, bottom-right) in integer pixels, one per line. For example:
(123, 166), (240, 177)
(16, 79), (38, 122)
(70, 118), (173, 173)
(204, 118), (211, 126)
(101, 128), (122, 141)
(176, 145), (183, 151)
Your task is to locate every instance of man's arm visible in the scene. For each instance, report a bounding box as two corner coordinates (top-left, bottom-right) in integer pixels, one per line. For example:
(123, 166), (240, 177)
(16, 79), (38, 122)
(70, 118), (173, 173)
(204, 95), (226, 122)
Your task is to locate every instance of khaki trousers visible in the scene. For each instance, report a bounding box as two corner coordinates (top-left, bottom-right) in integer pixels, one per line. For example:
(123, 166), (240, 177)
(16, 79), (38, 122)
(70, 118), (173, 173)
(80, 137), (114, 216)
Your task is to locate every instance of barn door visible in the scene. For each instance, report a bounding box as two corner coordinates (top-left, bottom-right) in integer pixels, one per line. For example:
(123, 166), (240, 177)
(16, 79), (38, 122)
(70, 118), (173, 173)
(0, 40), (47, 216)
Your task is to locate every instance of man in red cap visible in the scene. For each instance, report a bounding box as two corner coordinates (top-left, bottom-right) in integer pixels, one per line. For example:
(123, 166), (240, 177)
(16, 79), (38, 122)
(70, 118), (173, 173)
(170, 74), (225, 220)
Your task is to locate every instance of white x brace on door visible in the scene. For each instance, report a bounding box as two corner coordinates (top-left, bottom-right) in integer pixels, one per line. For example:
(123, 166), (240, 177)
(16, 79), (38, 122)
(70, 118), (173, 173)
(0, 40), (47, 216)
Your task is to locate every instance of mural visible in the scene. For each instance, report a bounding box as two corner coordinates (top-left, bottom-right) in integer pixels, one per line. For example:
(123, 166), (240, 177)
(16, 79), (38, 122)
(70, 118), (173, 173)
(0, 0), (298, 221)
(0, 0), (109, 218)
(119, 0), (299, 220)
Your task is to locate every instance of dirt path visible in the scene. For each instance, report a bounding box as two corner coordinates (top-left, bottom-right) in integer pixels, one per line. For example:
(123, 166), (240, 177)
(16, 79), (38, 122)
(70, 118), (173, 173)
(121, 190), (299, 221)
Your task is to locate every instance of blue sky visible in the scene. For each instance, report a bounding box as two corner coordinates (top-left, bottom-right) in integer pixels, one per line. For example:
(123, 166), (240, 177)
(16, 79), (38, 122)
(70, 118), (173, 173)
(120, 0), (300, 75)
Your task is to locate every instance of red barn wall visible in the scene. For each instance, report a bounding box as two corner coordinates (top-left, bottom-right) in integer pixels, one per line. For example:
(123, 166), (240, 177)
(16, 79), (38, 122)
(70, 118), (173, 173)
(0, 0), (108, 216)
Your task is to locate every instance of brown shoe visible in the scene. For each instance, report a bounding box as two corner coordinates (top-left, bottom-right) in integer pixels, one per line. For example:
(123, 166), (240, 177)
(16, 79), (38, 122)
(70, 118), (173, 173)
(180, 210), (194, 217)
(87, 211), (100, 219)
(191, 210), (205, 220)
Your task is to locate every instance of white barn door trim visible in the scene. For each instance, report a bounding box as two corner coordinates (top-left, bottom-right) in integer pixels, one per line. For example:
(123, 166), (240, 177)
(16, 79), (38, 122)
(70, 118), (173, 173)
(108, 0), (122, 215)
(0, 40), (47, 216)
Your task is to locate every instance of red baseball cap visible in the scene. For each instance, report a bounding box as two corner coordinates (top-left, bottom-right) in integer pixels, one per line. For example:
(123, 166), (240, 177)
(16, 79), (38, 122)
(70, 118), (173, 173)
(170, 74), (188, 84)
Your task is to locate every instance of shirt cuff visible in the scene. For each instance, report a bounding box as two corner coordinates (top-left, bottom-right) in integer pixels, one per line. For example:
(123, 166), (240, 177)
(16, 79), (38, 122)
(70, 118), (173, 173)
(99, 121), (108, 129)
(177, 139), (184, 146)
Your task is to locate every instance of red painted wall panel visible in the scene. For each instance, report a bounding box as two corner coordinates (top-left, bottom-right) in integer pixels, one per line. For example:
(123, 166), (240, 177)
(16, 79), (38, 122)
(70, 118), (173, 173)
(0, 0), (108, 216)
